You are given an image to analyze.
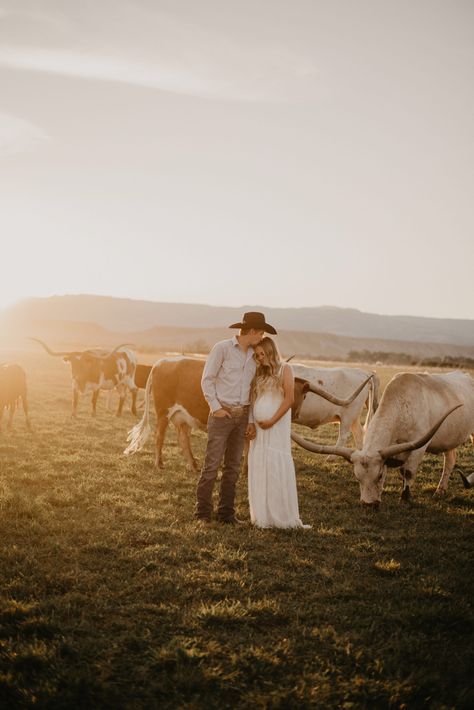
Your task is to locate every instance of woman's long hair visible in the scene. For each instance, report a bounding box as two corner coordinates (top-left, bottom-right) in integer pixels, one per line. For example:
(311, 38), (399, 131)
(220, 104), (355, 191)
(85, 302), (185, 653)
(251, 337), (283, 400)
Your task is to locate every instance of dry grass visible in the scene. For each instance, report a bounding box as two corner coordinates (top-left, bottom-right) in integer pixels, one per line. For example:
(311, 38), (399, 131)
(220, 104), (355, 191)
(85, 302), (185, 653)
(0, 350), (473, 709)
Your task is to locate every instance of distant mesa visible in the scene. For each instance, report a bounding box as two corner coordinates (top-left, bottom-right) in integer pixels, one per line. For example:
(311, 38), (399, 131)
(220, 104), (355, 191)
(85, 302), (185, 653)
(1, 294), (473, 360)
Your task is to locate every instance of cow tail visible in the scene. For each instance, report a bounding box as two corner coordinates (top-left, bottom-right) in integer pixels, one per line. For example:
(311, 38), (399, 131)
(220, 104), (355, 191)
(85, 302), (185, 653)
(124, 366), (154, 455)
(363, 373), (380, 432)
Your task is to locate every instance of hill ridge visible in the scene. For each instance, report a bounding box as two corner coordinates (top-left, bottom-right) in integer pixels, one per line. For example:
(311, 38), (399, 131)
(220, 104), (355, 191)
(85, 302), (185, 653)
(2, 294), (473, 348)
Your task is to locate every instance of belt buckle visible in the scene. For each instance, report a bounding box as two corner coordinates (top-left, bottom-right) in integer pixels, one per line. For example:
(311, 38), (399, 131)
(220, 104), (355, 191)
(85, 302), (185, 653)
(223, 404), (247, 417)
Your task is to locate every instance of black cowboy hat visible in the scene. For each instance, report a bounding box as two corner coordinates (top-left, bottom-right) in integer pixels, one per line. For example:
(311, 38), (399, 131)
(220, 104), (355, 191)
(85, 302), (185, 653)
(228, 311), (277, 335)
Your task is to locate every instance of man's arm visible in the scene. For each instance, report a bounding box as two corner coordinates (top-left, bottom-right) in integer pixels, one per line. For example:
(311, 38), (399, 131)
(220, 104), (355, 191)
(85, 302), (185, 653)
(201, 343), (225, 413)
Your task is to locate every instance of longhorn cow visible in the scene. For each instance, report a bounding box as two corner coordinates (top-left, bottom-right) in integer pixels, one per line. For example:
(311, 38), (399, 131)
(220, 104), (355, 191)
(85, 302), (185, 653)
(31, 338), (138, 417)
(291, 364), (379, 451)
(293, 371), (474, 505)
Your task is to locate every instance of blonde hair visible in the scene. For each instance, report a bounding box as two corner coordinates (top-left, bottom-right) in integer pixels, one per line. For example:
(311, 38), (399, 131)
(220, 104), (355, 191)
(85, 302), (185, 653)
(251, 337), (283, 400)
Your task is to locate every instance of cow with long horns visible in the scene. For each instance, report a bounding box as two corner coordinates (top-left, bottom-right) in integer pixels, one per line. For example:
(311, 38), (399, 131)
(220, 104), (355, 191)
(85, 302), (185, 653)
(292, 371), (474, 505)
(31, 339), (138, 417)
(291, 364), (379, 450)
(124, 357), (370, 471)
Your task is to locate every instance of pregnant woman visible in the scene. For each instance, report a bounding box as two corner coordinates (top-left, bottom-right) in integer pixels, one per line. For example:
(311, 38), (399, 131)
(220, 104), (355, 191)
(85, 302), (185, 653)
(248, 337), (311, 529)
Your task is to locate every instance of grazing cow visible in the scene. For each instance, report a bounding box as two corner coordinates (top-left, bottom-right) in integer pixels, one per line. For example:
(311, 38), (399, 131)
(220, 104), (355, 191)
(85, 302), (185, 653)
(0, 363), (32, 431)
(31, 338), (138, 417)
(291, 364), (379, 450)
(292, 371), (474, 505)
(124, 356), (346, 471)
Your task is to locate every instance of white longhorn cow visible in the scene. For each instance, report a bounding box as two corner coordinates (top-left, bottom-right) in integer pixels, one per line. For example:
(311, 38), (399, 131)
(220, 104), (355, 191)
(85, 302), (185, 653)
(291, 364), (379, 450)
(292, 371), (474, 505)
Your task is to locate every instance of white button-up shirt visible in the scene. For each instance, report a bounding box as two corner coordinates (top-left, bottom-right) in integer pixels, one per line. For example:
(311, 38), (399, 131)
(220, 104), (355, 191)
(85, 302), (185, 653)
(201, 336), (256, 415)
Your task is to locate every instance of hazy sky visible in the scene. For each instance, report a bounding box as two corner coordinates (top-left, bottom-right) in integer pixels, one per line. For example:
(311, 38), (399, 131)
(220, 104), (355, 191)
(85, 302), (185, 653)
(1, 0), (473, 318)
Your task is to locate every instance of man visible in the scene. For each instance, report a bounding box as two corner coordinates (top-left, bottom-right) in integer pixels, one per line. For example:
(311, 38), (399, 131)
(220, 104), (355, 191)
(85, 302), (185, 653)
(195, 311), (278, 524)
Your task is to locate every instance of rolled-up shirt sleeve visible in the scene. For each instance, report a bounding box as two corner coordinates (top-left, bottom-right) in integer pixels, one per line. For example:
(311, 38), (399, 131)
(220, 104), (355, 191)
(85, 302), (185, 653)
(201, 343), (225, 413)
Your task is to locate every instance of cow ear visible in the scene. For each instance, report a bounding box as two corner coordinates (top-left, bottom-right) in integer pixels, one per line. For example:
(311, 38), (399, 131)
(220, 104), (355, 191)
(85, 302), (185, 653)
(385, 457), (404, 468)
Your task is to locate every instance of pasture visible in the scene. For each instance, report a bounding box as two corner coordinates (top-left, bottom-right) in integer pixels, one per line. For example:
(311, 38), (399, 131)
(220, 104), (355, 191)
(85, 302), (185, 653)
(0, 350), (473, 709)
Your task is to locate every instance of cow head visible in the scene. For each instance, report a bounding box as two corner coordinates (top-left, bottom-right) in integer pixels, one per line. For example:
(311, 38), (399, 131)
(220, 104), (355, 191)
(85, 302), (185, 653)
(350, 451), (388, 506)
(63, 352), (104, 392)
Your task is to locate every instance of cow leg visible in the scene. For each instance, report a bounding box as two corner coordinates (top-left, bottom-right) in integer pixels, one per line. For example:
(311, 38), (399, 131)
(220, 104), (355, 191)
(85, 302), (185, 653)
(400, 451), (426, 502)
(115, 385), (126, 417)
(154, 416), (169, 469)
(7, 402), (16, 429)
(176, 422), (199, 472)
(435, 449), (456, 495)
(105, 391), (113, 411)
(72, 386), (79, 417)
(130, 387), (138, 417)
(21, 391), (32, 431)
(0, 406), (3, 432)
(400, 475), (411, 502)
(91, 390), (100, 416)
(350, 417), (364, 448)
(327, 420), (352, 462)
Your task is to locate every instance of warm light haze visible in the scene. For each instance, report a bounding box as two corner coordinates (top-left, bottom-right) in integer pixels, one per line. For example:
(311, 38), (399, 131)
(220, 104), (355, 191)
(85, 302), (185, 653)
(1, 1), (473, 318)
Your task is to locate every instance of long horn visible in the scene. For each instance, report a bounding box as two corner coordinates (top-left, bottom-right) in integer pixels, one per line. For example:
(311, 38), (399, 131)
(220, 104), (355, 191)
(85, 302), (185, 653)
(379, 404), (463, 459)
(97, 343), (135, 358)
(291, 432), (354, 462)
(308, 374), (373, 407)
(29, 337), (75, 357)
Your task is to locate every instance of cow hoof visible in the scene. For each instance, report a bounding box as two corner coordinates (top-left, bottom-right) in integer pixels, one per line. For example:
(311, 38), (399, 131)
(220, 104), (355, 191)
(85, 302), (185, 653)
(434, 488), (446, 497)
(400, 489), (411, 503)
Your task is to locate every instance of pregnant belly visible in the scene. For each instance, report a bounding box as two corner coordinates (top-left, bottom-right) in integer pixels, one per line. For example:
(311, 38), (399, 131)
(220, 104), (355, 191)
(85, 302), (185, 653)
(254, 393), (283, 422)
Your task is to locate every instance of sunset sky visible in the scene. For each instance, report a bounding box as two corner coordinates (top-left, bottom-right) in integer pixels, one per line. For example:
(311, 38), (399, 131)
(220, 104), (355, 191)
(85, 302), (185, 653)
(1, 1), (473, 319)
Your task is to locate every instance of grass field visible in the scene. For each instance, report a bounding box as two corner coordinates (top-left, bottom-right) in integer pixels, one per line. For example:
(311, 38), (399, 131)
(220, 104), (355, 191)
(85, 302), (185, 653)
(1, 351), (473, 709)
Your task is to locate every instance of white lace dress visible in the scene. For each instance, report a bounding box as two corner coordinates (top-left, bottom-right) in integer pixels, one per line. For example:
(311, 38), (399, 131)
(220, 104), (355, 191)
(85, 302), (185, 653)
(248, 369), (311, 529)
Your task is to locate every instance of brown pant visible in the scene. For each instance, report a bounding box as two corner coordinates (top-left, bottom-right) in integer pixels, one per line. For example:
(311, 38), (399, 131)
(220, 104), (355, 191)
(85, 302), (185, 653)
(195, 412), (248, 521)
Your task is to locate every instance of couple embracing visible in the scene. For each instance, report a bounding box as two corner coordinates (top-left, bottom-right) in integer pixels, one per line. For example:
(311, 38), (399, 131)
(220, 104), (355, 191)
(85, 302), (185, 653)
(195, 312), (310, 529)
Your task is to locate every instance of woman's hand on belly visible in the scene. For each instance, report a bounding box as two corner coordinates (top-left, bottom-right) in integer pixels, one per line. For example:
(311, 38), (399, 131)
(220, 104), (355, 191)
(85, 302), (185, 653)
(257, 418), (275, 430)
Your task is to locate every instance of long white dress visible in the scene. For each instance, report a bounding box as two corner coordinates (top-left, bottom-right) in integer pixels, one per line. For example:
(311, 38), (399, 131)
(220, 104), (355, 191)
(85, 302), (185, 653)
(248, 370), (311, 529)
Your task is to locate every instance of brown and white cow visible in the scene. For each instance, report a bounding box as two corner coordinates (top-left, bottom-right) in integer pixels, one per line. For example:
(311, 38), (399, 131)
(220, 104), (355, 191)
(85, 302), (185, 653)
(106, 363), (153, 411)
(293, 371), (474, 505)
(0, 363), (32, 431)
(31, 338), (138, 417)
(124, 356), (369, 471)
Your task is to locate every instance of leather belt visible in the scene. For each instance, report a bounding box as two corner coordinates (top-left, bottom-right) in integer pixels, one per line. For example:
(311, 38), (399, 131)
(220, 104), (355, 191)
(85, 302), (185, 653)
(221, 404), (250, 418)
